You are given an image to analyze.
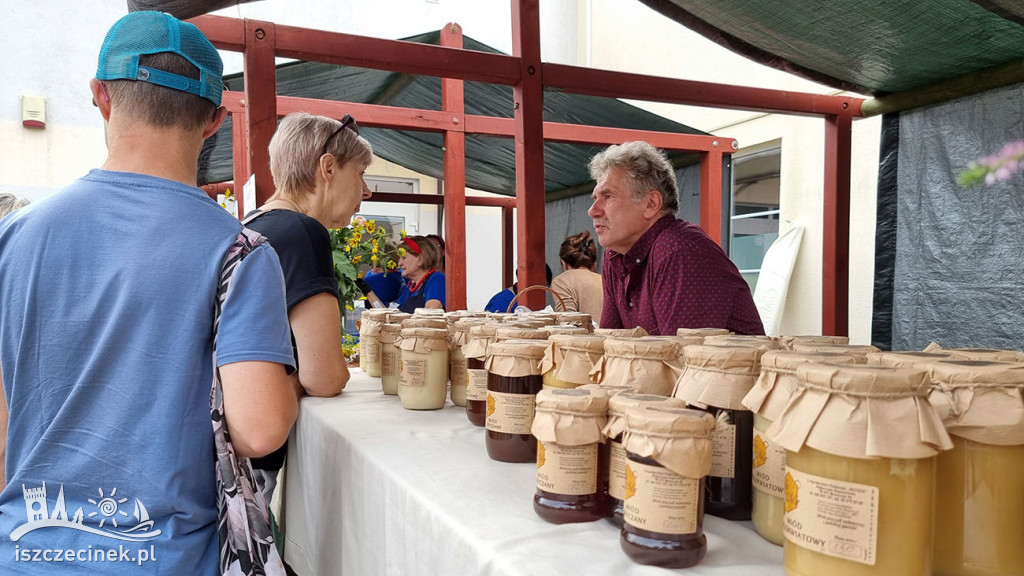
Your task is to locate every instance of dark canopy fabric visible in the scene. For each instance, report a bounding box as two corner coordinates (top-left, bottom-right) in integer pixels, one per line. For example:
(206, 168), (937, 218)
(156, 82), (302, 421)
(640, 0), (1024, 96)
(198, 31), (709, 195)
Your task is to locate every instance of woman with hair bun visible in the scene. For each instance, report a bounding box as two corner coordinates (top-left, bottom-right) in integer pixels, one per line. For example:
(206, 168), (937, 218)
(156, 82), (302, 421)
(550, 230), (603, 325)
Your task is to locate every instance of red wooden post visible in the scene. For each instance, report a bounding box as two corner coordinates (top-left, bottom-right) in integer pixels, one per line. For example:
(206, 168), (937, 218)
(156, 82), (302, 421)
(243, 19), (277, 206)
(441, 23), (468, 311)
(502, 205), (515, 290)
(230, 109), (248, 217)
(699, 150), (724, 245)
(823, 114), (852, 337)
(512, 0), (546, 310)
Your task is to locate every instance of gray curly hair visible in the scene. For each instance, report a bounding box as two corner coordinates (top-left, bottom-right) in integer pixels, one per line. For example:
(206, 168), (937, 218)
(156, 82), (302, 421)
(0, 193), (30, 218)
(588, 141), (678, 214)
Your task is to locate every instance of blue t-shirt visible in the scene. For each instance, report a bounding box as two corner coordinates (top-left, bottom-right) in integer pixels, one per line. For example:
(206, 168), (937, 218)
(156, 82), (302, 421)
(363, 270), (405, 305)
(394, 271), (446, 313)
(0, 170), (294, 574)
(484, 287), (516, 313)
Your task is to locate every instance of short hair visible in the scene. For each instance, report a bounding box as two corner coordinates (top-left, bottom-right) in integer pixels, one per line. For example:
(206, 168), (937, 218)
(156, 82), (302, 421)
(0, 194), (30, 218)
(269, 112), (373, 197)
(103, 53), (217, 132)
(407, 235), (442, 270)
(559, 230), (597, 271)
(588, 141), (678, 214)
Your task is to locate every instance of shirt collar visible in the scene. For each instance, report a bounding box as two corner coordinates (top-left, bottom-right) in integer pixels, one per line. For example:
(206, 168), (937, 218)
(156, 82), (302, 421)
(608, 213), (676, 273)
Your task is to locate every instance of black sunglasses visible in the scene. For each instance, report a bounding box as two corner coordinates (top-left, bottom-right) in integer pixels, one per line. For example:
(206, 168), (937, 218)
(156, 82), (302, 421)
(320, 114), (360, 156)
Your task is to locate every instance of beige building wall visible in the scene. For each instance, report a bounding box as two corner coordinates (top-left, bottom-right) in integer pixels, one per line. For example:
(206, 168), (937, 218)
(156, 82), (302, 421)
(583, 0), (880, 343)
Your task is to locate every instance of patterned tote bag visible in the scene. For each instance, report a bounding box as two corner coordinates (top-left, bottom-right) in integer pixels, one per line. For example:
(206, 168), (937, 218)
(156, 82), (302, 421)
(211, 228), (286, 576)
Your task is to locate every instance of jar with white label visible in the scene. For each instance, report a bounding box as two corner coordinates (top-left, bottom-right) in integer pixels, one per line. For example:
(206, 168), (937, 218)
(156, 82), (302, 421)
(771, 363), (953, 576)
(620, 406), (717, 569)
(448, 318), (488, 407)
(358, 309), (390, 377)
(741, 350), (862, 545)
(603, 393), (687, 527)
(484, 339), (548, 463)
(592, 337), (684, 396)
(532, 388), (610, 524)
(378, 322), (405, 395)
(397, 327), (450, 410)
(541, 334), (606, 389)
(462, 323), (502, 426)
(928, 360), (1024, 576)
(674, 344), (767, 520)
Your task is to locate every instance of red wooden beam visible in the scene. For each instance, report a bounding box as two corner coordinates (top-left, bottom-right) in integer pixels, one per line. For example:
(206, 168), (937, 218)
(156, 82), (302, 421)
(192, 14), (521, 86)
(512, 0), (547, 311)
(822, 114), (852, 337)
(699, 151), (724, 245)
(243, 19), (278, 206)
(502, 206), (515, 290)
(276, 95), (460, 132)
(441, 23), (468, 311)
(544, 63), (864, 118)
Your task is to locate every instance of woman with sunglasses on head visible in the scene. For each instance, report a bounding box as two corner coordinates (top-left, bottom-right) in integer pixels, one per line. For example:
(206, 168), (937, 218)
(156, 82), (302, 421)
(242, 112), (372, 502)
(395, 235), (446, 313)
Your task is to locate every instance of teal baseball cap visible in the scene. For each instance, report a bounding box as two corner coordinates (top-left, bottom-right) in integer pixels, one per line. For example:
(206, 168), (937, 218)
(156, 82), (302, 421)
(96, 11), (223, 106)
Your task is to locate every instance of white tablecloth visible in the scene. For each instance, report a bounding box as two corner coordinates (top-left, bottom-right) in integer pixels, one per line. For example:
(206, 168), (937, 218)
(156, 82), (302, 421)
(279, 372), (784, 576)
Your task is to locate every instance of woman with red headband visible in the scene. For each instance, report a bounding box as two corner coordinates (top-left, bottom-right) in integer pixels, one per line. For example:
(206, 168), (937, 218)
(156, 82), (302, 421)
(395, 235), (446, 312)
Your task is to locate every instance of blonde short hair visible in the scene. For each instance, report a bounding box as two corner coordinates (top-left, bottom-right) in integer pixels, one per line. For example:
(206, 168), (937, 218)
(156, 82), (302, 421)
(588, 141), (678, 214)
(269, 112), (373, 196)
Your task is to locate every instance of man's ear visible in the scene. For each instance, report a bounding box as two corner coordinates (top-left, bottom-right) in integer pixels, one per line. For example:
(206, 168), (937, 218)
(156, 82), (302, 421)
(642, 189), (664, 219)
(89, 79), (112, 121)
(202, 106), (228, 140)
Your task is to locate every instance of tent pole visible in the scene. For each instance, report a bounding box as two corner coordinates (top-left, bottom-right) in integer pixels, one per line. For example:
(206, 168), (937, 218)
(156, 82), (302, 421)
(512, 0), (547, 310)
(823, 114), (852, 337)
(441, 23), (468, 310)
(861, 59), (1024, 116)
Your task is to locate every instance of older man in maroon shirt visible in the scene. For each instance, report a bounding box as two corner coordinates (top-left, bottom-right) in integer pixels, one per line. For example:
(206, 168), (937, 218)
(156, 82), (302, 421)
(588, 141), (764, 335)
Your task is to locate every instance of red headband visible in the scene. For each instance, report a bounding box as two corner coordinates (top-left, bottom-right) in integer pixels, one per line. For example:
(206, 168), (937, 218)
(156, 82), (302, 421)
(403, 238), (422, 255)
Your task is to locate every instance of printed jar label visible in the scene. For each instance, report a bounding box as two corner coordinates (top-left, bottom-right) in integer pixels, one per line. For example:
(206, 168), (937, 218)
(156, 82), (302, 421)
(485, 390), (536, 434)
(783, 467), (879, 566)
(623, 460), (700, 535)
(466, 369), (489, 401)
(381, 347), (396, 377)
(362, 339), (380, 364)
(752, 429), (786, 497)
(608, 440), (627, 500)
(450, 357), (468, 388)
(402, 358), (427, 387)
(709, 422), (736, 478)
(537, 441), (598, 496)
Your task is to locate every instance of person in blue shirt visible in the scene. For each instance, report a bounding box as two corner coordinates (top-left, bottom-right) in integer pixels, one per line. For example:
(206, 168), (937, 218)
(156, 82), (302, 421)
(395, 235), (446, 312)
(484, 263), (553, 313)
(362, 239), (406, 305)
(0, 12), (296, 575)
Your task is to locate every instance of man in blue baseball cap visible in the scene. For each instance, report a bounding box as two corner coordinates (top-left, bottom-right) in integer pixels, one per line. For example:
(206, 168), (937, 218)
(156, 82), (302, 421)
(0, 12), (295, 575)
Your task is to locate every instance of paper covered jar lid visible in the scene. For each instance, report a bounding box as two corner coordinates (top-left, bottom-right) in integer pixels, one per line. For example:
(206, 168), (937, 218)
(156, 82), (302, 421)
(622, 406), (717, 478)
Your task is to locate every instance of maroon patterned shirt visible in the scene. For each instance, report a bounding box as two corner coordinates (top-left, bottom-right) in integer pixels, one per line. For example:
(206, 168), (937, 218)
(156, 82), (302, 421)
(600, 214), (765, 335)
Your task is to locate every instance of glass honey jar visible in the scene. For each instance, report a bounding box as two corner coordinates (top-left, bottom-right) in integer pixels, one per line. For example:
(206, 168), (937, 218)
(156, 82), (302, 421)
(928, 359), (1024, 576)
(620, 406), (717, 569)
(592, 337), (684, 396)
(674, 344), (767, 521)
(771, 363), (953, 576)
(447, 318), (488, 407)
(603, 392), (686, 528)
(358, 309), (391, 377)
(462, 322), (502, 427)
(541, 334), (606, 390)
(397, 327), (450, 410)
(484, 339), (548, 463)
(741, 350), (862, 545)
(532, 388), (610, 524)
(378, 322), (404, 395)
